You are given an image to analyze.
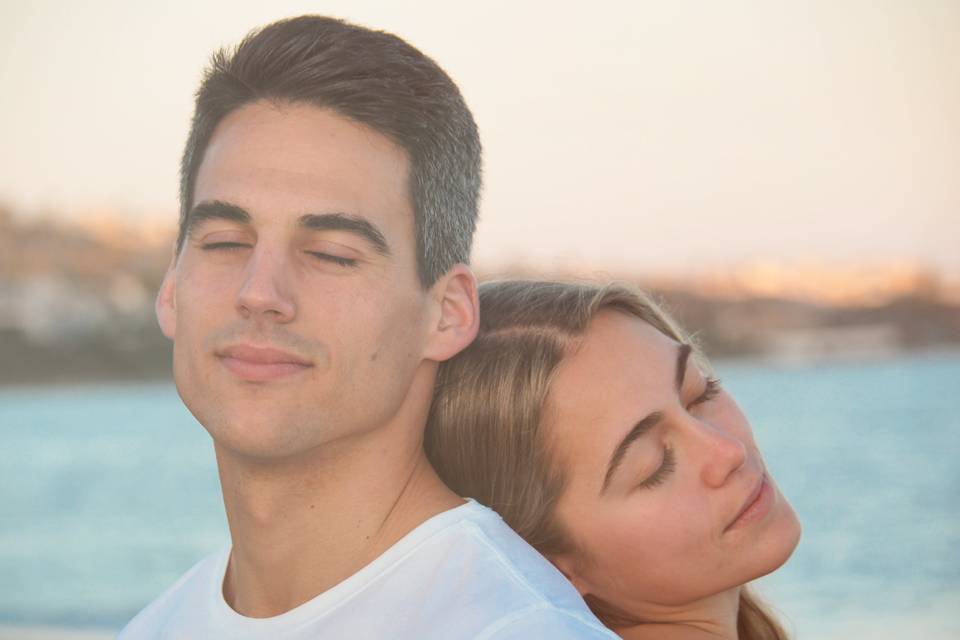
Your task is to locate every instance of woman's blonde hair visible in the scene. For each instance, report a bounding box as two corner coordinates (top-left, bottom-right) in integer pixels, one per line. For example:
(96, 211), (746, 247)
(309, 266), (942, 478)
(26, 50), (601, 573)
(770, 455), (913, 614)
(425, 279), (788, 640)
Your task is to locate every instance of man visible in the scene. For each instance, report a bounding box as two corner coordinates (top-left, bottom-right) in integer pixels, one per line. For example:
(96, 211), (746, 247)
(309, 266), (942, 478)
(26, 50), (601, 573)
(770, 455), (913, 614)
(119, 15), (615, 639)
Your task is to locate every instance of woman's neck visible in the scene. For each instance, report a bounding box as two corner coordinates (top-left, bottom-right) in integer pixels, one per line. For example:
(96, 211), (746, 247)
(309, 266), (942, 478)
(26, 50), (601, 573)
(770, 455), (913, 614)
(614, 586), (742, 640)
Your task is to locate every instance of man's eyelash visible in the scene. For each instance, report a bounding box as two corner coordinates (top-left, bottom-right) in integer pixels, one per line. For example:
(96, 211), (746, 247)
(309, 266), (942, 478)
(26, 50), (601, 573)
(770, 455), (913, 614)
(306, 251), (358, 267)
(202, 241), (250, 251)
(199, 244), (357, 268)
(689, 377), (721, 407)
(638, 446), (676, 490)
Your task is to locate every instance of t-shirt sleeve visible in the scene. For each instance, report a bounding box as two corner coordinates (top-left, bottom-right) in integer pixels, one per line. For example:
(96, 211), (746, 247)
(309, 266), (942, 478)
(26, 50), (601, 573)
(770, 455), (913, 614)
(480, 605), (618, 639)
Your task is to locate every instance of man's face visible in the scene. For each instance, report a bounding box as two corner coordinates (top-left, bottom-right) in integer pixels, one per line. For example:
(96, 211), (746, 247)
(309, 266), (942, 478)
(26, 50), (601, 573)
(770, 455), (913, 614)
(157, 101), (436, 460)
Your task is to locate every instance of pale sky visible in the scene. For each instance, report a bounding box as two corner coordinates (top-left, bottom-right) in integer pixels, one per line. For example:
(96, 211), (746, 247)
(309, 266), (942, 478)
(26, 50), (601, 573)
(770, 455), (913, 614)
(2, 0), (958, 274)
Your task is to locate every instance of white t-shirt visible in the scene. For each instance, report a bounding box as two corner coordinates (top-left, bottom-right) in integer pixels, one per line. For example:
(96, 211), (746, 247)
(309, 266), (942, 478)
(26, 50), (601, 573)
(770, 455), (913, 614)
(119, 500), (617, 639)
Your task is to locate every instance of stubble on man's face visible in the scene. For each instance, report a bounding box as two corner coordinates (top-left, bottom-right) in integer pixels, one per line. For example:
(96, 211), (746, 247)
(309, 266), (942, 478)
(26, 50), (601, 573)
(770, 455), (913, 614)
(160, 101), (433, 463)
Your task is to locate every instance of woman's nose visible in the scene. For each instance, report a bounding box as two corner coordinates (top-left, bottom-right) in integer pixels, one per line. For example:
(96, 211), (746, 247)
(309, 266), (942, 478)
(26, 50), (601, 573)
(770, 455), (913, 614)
(697, 421), (748, 488)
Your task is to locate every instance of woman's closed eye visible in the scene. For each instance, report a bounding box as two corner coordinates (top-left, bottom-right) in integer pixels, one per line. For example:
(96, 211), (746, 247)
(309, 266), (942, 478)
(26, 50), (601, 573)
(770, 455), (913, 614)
(635, 378), (720, 491)
(688, 377), (721, 409)
(637, 445), (676, 490)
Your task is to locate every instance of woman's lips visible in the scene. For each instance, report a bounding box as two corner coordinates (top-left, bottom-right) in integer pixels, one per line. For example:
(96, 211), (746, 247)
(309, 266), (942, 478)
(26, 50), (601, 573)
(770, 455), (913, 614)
(217, 344), (313, 382)
(725, 474), (773, 532)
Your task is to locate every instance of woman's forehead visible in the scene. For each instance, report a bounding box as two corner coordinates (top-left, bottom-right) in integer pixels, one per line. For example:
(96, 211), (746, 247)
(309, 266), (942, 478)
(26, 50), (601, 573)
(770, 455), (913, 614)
(544, 311), (681, 464)
(564, 310), (680, 388)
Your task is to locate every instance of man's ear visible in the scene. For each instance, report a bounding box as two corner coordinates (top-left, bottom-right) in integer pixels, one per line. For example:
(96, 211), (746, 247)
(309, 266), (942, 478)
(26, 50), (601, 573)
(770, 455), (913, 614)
(155, 256), (177, 340)
(423, 264), (479, 362)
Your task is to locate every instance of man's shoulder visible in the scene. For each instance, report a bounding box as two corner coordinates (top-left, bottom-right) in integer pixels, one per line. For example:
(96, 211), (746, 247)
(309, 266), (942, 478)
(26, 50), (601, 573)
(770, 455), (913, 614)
(400, 500), (615, 638)
(476, 604), (618, 639)
(116, 503), (616, 639)
(437, 500), (575, 599)
(117, 547), (226, 640)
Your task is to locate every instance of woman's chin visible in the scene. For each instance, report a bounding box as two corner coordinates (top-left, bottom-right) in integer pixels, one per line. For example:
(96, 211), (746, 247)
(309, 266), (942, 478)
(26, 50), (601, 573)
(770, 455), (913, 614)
(750, 495), (802, 580)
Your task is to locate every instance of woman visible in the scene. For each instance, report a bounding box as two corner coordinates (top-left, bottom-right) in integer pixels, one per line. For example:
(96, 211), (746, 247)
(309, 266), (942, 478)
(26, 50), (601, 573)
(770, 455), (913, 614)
(425, 280), (801, 640)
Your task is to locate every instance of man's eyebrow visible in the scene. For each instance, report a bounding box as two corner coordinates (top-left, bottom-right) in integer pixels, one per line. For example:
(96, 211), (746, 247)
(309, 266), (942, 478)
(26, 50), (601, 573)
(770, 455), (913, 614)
(184, 203), (391, 256)
(299, 213), (391, 256)
(186, 200), (251, 233)
(599, 343), (693, 494)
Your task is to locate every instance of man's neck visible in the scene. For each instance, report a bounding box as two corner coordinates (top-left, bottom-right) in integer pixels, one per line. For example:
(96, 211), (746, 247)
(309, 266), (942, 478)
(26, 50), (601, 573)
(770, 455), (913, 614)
(215, 423), (462, 618)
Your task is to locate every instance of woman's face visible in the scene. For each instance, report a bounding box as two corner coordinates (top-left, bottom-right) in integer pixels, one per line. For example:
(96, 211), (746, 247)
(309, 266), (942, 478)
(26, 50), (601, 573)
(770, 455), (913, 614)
(546, 310), (800, 614)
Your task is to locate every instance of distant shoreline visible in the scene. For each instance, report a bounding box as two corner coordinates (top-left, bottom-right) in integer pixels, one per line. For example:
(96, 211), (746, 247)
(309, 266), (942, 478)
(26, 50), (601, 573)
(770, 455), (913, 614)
(716, 343), (960, 368)
(0, 626), (115, 640)
(2, 345), (959, 388)
(0, 373), (172, 390)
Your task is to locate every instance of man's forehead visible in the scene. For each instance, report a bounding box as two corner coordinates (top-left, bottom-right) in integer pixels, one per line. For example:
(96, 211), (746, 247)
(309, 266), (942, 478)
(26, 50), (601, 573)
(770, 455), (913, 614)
(192, 101), (414, 237)
(200, 102), (409, 182)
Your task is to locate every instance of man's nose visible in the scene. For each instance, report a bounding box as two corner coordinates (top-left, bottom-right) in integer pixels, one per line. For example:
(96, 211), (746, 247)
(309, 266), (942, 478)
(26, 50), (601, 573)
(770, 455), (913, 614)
(235, 246), (297, 322)
(696, 420), (748, 488)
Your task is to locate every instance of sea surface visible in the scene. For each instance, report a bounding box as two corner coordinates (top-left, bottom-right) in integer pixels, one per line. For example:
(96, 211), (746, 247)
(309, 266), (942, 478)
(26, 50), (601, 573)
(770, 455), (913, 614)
(1, 353), (958, 638)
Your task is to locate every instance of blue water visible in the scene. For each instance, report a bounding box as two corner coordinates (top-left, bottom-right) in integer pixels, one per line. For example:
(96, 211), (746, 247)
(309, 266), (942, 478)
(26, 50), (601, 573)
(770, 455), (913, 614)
(725, 353), (960, 638)
(1, 353), (959, 637)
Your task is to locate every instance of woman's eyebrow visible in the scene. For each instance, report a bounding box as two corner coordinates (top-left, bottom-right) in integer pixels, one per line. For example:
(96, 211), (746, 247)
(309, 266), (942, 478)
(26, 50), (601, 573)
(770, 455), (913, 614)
(676, 343), (693, 392)
(601, 411), (663, 494)
(599, 343), (692, 495)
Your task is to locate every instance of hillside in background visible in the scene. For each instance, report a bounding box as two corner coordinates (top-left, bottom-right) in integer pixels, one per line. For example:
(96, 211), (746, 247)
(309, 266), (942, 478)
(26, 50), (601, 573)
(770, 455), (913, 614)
(2, 208), (958, 384)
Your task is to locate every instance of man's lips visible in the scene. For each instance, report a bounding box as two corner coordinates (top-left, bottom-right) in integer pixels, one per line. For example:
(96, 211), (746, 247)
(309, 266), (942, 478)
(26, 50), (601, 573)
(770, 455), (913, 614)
(724, 473), (772, 532)
(216, 344), (313, 381)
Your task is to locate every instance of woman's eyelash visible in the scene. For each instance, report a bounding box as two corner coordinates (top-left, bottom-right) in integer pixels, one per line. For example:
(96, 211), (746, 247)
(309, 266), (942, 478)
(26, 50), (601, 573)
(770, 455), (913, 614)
(689, 377), (721, 407)
(633, 379), (719, 492)
(638, 445), (676, 490)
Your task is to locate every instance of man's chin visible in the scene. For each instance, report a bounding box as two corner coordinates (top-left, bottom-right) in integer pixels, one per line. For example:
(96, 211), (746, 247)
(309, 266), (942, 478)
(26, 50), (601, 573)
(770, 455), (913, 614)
(202, 416), (312, 463)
